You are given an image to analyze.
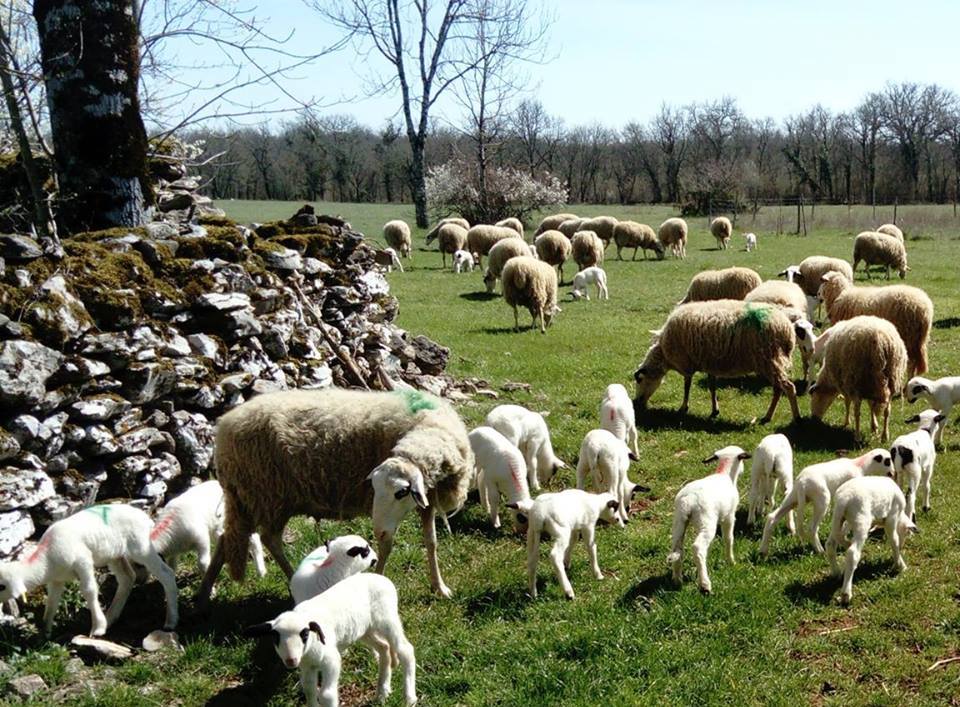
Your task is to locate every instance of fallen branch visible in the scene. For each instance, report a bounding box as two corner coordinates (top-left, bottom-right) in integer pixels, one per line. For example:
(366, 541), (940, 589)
(927, 655), (960, 672)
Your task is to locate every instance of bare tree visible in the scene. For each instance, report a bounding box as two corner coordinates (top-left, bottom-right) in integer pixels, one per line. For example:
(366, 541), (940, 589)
(509, 99), (561, 175)
(849, 93), (884, 203)
(652, 104), (689, 203)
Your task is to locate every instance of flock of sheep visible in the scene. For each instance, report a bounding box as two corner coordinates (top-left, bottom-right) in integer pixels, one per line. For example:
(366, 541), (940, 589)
(1, 212), (957, 706)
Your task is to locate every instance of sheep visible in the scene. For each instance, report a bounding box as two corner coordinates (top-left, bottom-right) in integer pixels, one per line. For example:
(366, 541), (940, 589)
(557, 217), (587, 239)
(818, 272), (932, 380)
(779, 256), (854, 298)
(424, 216), (469, 245)
(570, 266), (609, 301)
(534, 230), (572, 283)
(570, 230), (604, 271)
(744, 232), (757, 252)
(876, 223), (904, 243)
(245, 573), (417, 707)
(151, 479), (267, 580)
(744, 280), (809, 321)
(535, 213), (578, 236)
(710, 216), (733, 249)
(495, 217), (525, 238)
(658, 217), (688, 259)
(501, 256), (560, 334)
(599, 383), (639, 458)
(485, 404), (566, 492)
(793, 318), (829, 387)
(824, 476), (916, 605)
(759, 449), (893, 556)
(575, 429), (645, 523)
(579, 216), (619, 248)
(290, 535), (378, 605)
(452, 249), (475, 273)
(891, 409), (945, 520)
(633, 300), (801, 423)
(373, 247), (404, 273)
(678, 267), (762, 304)
(483, 238), (534, 294)
(667, 446), (750, 593)
(197, 388), (474, 605)
(466, 225), (521, 268)
(511, 489), (623, 599)
(853, 231), (909, 280)
(746, 434), (794, 531)
(426, 223), (468, 268)
(612, 221), (663, 261)
(468, 426), (531, 530)
(382, 220), (412, 259)
(0, 503), (179, 636)
(809, 315), (907, 442)
(906, 375), (960, 446)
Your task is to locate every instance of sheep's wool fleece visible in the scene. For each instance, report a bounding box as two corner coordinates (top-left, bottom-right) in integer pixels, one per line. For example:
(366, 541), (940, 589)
(816, 316), (907, 402)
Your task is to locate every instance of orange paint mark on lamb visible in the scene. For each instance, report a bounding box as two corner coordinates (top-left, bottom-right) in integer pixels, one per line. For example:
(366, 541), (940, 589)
(150, 512), (177, 541)
(26, 535), (51, 564)
(715, 457), (733, 474)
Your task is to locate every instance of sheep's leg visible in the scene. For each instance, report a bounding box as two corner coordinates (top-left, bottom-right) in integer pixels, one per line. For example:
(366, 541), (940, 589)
(478, 471), (490, 511)
(840, 531), (867, 604)
(782, 479), (797, 534)
(809, 496), (828, 554)
(538, 306), (547, 334)
(825, 532), (841, 576)
(721, 512), (736, 565)
(104, 558), (136, 628)
(549, 535), (575, 599)
(747, 471), (761, 526)
(761, 388), (781, 424)
(527, 454), (541, 493)
(906, 474), (918, 521)
(194, 530), (213, 577)
(486, 483), (501, 529)
(853, 399), (863, 442)
(692, 527), (714, 594)
(881, 403), (890, 443)
(394, 632), (418, 706)
(679, 374), (692, 414)
(262, 532), (296, 579)
(708, 376), (720, 418)
(584, 526), (604, 580)
(759, 493), (797, 556)
(248, 533), (268, 578)
(616, 245), (623, 260)
(318, 656), (342, 707)
(419, 506), (452, 598)
(76, 562), (108, 637)
(42, 582), (66, 636)
(885, 516), (907, 572)
(563, 530), (576, 569)
(442, 251), (447, 268)
(629, 426), (640, 459)
(842, 398), (851, 428)
(365, 633), (393, 701)
(526, 527), (541, 598)
(195, 540), (225, 610)
(512, 305), (520, 333)
(139, 550), (180, 630)
(922, 467), (933, 512)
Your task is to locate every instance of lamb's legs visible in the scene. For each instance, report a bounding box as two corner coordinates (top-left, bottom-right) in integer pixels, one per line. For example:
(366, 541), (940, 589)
(679, 374), (692, 414)
(880, 402), (890, 443)
(248, 533), (268, 578)
(419, 506), (452, 598)
(42, 582), (66, 635)
(526, 527), (541, 598)
(708, 376), (719, 418)
(194, 530), (213, 577)
(782, 480), (797, 534)
(759, 493), (797, 556)
(549, 534), (575, 599)
(486, 483), (501, 529)
(922, 468), (933, 512)
(366, 634), (393, 701)
(76, 563), (108, 637)
(139, 550), (180, 630)
(195, 540), (225, 610)
(825, 532), (841, 576)
(886, 517), (907, 572)
(692, 527), (714, 593)
(585, 526), (603, 580)
(905, 475), (918, 521)
(721, 512), (736, 565)
(262, 532), (296, 579)
(808, 497), (829, 554)
(104, 558), (136, 627)
(512, 305), (520, 332)
(319, 656), (342, 707)
(840, 540), (863, 604)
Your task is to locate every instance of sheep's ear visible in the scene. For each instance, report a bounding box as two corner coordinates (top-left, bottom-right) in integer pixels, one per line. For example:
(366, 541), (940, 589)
(324, 539), (330, 552)
(794, 324), (807, 340)
(243, 622), (274, 638)
(346, 545), (367, 558)
(606, 499), (620, 511)
(309, 622), (325, 644)
(737, 452), (752, 460)
(701, 454), (718, 464)
(366, 467), (381, 482)
(777, 268), (787, 277)
(631, 484), (650, 497)
(410, 489), (428, 510)
(935, 413), (947, 423)
(904, 414), (920, 423)
(505, 502), (519, 510)
(628, 451), (639, 462)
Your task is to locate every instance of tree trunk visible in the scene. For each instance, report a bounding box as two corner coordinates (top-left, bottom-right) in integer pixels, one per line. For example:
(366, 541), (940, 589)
(33, 0), (151, 233)
(410, 137), (428, 227)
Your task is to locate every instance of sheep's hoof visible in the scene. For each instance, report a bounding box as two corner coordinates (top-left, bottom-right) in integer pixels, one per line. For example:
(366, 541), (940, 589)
(564, 592), (575, 601)
(709, 409), (720, 419)
(922, 506), (931, 512)
(699, 584), (712, 595)
(838, 592), (851, 606)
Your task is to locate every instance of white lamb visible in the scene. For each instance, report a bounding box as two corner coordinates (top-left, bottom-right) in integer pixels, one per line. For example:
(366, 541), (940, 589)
(759, 449), (892, 556)
(744, 232), (757, 252)
(452, 249), (475, 273)
(667, 446), (749, 594)
(570, 266), (609, 300)
(824, 476), (916, 605)
(468, 426), (532, 529)
(793, 318), (828, 386)
(891, 409), (945, 520)
(0, 503), (179, 636)
(374, 247), (404, 273)
(575, 429), (646, 524)
(484, 404), (566, 492)
(906, 375), (960, 446)
(746, 434), (794, 532)
(290, 535), (378, 605)
(510, 489), (623, 600)
(599, 383), (640, 458)
(245, 573), (416, 707)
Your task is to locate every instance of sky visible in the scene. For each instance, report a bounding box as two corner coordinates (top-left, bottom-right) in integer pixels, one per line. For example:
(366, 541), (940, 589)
(162, 0), (960, 131)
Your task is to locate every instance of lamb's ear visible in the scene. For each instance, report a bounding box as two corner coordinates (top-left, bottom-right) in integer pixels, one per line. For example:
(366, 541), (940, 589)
(873, 453), (885, 465)
(904, 414), (920, 423)
(324, 539), (330, 552)
(606, 499), (620, 511)
(628, 451), (639, 462)
(505, 502), (520, 510)
(777, 268), (788, 277)
(631, 484), (650, 497)
(935, 413), (947, 423)
(243, 622), (274, 638)
(308, 622), (325, 644)
(702, 453), (718, 464)
(737, 452), (752, 461)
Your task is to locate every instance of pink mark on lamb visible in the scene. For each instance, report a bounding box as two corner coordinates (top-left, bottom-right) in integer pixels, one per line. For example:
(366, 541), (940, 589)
(508, 457), (524, 494)
(150, 511), (177, 541)
(715, 457), (733, 475)
(26, 535), (51, 564)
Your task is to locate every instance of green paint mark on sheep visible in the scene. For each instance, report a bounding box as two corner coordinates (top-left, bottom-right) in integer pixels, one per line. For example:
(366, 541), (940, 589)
(740, 303), (772, 331)
(396, 389), (438, 414)
(83, 505), (112, 525)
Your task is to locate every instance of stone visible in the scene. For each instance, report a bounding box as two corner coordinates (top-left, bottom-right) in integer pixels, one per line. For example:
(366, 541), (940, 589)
(0, 340), (62, 406)
(302, 257), (331, 275)
(145, 222), (179, 239)
(187, 333), (223, 363)
(169, 411), (214, 475)
(122, 361), (177, 404)
(194, 292), (250, 312)
(0, 431), (20, 462)
(115, 427), (167, 455)
(0, 510), (34, 555)
(260, 246), (302, 271)
(162, 334), (192, 358)
(27, 275), (94, 346)
(158, 191), (194, 212)
(80, 332), (133, 364)
(142, 630), (183, 653)
(251, 378), (285, 395)
(219, 373), (253, 393)
(0, 234), (42, 261)
(34, 496), (83, 525)
(7, 674), (47, 698)
(214, 264), (256, 293)
(84, 425), (119, 456)
(69, 397), (130, 422)
(9, 415), (41, 445)
(138, 479), (167, 499)
(53, 356), (111, 385)
(70, 635), (135, 662)
(220, 308), (262, 340)
(0, 468), (55, 511)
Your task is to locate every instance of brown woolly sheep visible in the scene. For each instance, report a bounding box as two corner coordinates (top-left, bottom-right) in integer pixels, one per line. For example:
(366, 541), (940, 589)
(779, 256), (853, 297)
(744, 280), (808, 320)
(425, 217), (470, 244)
(383, 220), (412, 259)
(658, 217), (688, 258)
(501, 256), (560, 334)
(557, 218), (587, 238)
(579, 216), (619, 248)
(534, 230), (573, 283)
(495, 217), (525, 238)
(484, 238), (534, 293)
(612, 221), (664, 260)
(466, 225), (521, 268)
(876, 223), (904, 243)
(535, 213), (578, 236)
(710, 216), (733, 249)
(571, 230), (605, 271)
(853, 231), (909, 280)
(426, 223), (468, 268)
(679, 267), (762, 304)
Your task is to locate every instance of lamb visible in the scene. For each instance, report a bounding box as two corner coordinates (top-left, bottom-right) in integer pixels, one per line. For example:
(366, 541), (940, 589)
(452, 249), (475, 273)
(579, 216), (618, 248)
(570, 230), (605, 271)
(746, 434), (794, 532)
(534, 230), (573, 283)
(818, 272), (932, 379)
(485, 404), (566, 492)
(744, 280), (809, 321)
(824, 476), (916, 605)
(793, 318), (829, 386)
(511, 489), (623, 599)
(744, 232), (757, 252)
(484, 238), (534, 294)
(570, 266), (609, 300)
(535, 213), (578, 236)
(424, 216), (469, 244)
(634, 300), (801, 423)
(876, 223), (904, 243)
(466, 225), (521, 268)
(245, 573), (417, 707)
(290, 535), (378, 605)
(599, 383), (639, 458)
(906, 375), (960, 446)
(779, 256), (854, 298)
(891, 409), (945, 520)
(678, 267), (762, 304)
(197, 388), (474, 604)
(426, 222), (468, 268)
(501, 256), (560, 334)
(468, 426), (532, 530)
(853, 231), (909, 280)
(0, 503), (179, 636)
(667, 446), (750, 594)
(710, 216), (733, 249)
(612, 221), (664, 261)
(809, 315), (907, 442)
(759, 449), (892, 556)
(382, 220), (412, 259)
(658, 217), (688, 258)
(373, 247), (404, 273)
(575, 429), (644, 523)
(495, 217), (525, 238)
(557, 217), (587, 238)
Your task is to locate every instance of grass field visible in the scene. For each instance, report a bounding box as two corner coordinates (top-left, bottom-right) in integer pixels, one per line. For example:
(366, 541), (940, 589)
(3, 201), (960, 705)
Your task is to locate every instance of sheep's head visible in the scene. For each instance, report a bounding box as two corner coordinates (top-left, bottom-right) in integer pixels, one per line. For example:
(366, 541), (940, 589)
(482, 269), (497, 293)
(807, 382), (838, 419)
(368, 458), (429, 539)
(905, 378), (930, 404)
(597, 494), (624, 528)
(653, 241), (666, 260)
(858, 448), (893, 476)
(326, 534), (379, 572)
(818, 272), (848, 305)
(633, 338), (666, 411)
(702, 445), (750, 485)
(778, 265), (802, 283)
(793, 319), (816, 359)
(0, 565), (27, 602)
(905, 409), (947, 437)
(245, 612), (325, 670)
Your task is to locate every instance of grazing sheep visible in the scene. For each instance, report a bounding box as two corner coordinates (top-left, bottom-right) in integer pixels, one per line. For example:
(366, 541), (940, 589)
(512, 489), (623, 599)
(747, 434), (794, 531)
(425, 216), (469, 244)
(710, 216), (733, 249)
(579, 216), (619, 248)
(466, 225), (521, 268)
(824, 476), (916, 605)
(290, 535), (378, 604)
(245, 573), (417, 707)
(0, 504), (179, 636)
(557, 217), (587, 239)
(496, 217), (525, 238)
(535, 213), (578, 236)
(745, 232), (757, 252)
(809, 315), (907, 442)
(484, 238), (535, 294)
(599, 383), (639, 458)
(373, 247), (404, 273)
(759, 449), (893, 555)
(667, 446), (750, 593)
(534, 230), (573, 283)
(453, 249), (475, 273)
(876, 223), (904, 243)
(570, 266), (609, 300)
(678, 267), (762, 304)
(571, 230), (605, 271)
(613, 221), (664, 261)
(633, 300), (801, 423)
(427, 223), (468, 268)
(469, 426), (532, 530)
(658, 217), (689, 259)
(819, 272), (932, 379)
(485, 404), (567, 492)
(891, 409), (945, 520)
(198, 388), (474, 604)
(575, 429), (644, 523)
(383, 220), (412, 259)
(744, 280), (809, 321)
(779, 256), (854, 298)
(906, 375), (960, 446)
(853, 231), (909, 279)
(502, 256), (560, 333)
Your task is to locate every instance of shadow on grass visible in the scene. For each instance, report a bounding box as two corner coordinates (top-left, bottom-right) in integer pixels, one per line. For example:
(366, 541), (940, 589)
(475, 324), (545, 335)
(773, 417), (857, 452)
(463, 584), (530, 622)
(694, 375), (772, 394)
(635, 406), (750, 434)
(784, 557), (898, 606)
(934, 317), (960, 329)
(459, 291), (499, 302)
(619, 572), (678, 609)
